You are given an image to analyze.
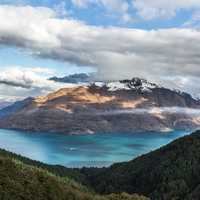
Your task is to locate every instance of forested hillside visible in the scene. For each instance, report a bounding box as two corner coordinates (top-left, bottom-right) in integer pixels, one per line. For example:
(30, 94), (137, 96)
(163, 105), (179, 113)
(1, 130), (200, 200)
(0, 151), (148, 200)
(80, 131), (200, 200)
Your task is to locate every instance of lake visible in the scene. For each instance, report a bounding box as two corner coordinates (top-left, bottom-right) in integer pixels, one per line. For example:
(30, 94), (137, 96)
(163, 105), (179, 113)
(0, 129), (190, 167)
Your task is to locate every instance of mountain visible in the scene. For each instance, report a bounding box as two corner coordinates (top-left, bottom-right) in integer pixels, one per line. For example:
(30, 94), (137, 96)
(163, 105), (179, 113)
(49, 73), (91, 83)
(0, 101), (12, 109)
(0, 149), (148, 200)
(1, 130), (200, 200)
(0, 78), (200, 134)
(78, 130), (200, 200)
(0, 97), (34, 118)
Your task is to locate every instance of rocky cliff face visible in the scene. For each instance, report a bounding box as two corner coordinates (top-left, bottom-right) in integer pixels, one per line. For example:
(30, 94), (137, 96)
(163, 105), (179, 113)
(0, 78), (200, 134)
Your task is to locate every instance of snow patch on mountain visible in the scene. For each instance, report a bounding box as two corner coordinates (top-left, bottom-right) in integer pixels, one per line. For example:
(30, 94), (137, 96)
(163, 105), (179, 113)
(93, 78), (159, 92)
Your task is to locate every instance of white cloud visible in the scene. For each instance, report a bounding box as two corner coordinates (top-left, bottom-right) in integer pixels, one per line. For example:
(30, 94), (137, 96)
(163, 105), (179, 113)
(71, 0), (93, 8)
(71, 0), (128, 11)
(54, 1), (68, 17)
(71, 0), (132, 23)
(133, 0), (200, 20)
(120, 13), (133, 23)
(71, 0), (200, 22)
(0, 67), (55, 88)
(0, 5), (200, 97)
(183, 10), (200, 28)
(0, 66), (72, 100)
(100, 0), (129, 12)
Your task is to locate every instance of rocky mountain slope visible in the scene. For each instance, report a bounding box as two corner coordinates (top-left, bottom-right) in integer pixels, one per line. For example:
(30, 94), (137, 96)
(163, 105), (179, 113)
(0, 78), (200, 134)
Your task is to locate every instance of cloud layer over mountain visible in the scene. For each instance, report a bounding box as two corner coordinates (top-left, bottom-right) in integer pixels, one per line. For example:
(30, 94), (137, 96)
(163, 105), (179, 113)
(0, 5), (200, 97)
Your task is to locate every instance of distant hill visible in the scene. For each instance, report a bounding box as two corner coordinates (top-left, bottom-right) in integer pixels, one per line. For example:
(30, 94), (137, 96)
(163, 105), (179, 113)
(0, 78), (200, 133)
(0, 97), (34, 118)
(0, 101), (12, 109)
(49, 73), (91, 83)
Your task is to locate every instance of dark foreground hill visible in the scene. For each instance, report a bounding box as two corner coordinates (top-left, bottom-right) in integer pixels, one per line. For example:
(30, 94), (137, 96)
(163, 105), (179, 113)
(80, 130), (200, 200)
(1, 130), (200, 200)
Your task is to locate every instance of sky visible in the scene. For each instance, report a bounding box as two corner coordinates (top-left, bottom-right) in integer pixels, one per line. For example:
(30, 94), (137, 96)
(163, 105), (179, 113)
(0, 0), (200, 101)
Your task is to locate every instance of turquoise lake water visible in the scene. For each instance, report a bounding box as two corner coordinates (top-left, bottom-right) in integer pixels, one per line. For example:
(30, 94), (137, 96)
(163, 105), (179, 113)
(0, 129), (190, 167)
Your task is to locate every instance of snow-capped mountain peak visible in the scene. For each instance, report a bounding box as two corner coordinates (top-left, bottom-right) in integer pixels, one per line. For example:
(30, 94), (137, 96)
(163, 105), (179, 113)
(93, 78), (159, 92)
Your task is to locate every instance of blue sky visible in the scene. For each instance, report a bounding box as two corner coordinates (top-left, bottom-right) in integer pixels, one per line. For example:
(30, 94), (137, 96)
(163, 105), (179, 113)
(0, 0), (198, 76)
(0, 0), (200, 100)
(0, 0), (197, 28)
